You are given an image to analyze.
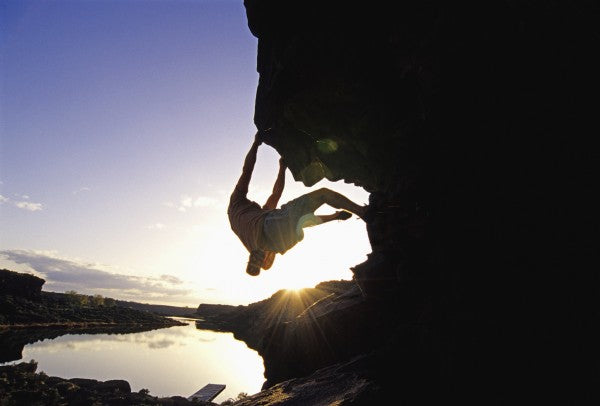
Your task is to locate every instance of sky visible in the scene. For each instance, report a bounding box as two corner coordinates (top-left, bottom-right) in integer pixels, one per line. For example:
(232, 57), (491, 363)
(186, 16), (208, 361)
(0, 0), (371, 306)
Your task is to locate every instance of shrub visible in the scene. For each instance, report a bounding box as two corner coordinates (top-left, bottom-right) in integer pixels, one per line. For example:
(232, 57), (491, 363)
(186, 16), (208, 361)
(91, 295), (104, 307)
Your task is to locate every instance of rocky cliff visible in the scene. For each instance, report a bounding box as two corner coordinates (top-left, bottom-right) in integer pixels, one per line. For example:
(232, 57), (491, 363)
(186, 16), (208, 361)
(196, 280), (355, 348)
(0, 269), (44, 299)
(240, 1), (597, 404)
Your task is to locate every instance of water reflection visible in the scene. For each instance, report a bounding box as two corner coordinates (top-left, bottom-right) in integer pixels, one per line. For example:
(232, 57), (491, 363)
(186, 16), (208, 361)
(1, 318), (264, 403)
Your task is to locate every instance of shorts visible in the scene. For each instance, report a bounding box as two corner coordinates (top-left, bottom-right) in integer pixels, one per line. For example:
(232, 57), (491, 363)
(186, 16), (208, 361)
(262, 194), (321, 254)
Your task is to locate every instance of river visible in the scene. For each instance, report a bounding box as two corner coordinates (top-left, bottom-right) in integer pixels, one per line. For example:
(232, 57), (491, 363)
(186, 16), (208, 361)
(0, 318), (265, 403)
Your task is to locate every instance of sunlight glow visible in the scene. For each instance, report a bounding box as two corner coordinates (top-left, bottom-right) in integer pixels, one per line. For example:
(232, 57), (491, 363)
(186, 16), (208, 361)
(163, 146), (373, 306)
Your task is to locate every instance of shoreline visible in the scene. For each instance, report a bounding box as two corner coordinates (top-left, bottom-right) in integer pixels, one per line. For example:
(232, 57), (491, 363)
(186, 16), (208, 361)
(0, 320), (185, 330)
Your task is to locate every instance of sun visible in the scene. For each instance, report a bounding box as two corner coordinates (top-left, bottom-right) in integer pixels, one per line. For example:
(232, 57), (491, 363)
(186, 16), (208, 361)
(276, 268), (315, 291)
(283, 282), (311, 292)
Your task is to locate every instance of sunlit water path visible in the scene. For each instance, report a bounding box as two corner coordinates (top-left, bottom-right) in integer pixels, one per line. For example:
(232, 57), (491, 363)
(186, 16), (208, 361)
(3, 318), (264, 403)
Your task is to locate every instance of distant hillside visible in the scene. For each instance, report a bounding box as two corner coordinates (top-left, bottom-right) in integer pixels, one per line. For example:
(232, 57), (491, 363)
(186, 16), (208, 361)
(115, 300), (197, 317)
(0, 269), (185, 328)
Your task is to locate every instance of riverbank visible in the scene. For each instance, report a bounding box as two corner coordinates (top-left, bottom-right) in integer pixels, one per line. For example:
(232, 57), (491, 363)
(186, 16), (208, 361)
(0, 269), (185, 328)
(0, 269), (187, 364)
(0, 320), (187, 364)
(1, 319), (260, 405)
(0, 321), (183, 330)
(0, 361), (217, 405)
(0, 290), (186, 327)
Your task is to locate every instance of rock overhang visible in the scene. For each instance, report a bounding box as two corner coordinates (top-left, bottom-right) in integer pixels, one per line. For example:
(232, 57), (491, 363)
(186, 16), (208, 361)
(244, 0), (426, 192)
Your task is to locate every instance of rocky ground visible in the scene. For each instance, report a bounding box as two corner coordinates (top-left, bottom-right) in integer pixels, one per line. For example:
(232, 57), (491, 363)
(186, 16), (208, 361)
(0, 361), (216, 406)
(0, 291), (184, 328)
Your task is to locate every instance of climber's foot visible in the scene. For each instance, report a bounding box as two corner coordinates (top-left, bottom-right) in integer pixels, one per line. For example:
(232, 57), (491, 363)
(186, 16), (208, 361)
(333, 210), (352, 221)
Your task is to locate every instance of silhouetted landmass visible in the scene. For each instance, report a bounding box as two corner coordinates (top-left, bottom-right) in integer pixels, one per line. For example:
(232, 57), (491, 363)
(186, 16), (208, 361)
(0, 291), (186, 328)
(196, 280), (355, 346)
(0, 269), (185, 363)
(115, 299), (197, 318)
(0, 361), (216, 405)
(0, 269), (185, 328)
(195, 280), (368, 386)
(0, 269), (44, 299)
(0, 269), (194, 323)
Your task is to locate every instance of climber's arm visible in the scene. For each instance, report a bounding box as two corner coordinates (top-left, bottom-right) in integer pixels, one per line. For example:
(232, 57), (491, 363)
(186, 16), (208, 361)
(263, 158), (286, 209)
(235, 132), (262, 194)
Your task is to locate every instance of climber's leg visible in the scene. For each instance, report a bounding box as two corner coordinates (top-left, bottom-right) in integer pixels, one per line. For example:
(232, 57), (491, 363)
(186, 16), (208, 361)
(301, 188), (367, 219)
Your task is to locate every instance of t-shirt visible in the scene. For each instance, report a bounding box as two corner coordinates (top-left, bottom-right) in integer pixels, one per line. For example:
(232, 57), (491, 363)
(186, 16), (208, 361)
(227, 187), (269, 252)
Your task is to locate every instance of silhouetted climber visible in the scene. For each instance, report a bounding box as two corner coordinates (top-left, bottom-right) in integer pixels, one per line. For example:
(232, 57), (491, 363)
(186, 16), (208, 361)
(228, 130), (368, 276)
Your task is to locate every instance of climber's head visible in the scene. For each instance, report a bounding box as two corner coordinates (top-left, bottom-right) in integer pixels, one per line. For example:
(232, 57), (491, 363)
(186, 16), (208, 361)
(246, 249), (265, 276)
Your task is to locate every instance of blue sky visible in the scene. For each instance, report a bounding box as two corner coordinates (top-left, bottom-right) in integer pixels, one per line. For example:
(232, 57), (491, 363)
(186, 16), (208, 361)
(0, 0), (371, 306)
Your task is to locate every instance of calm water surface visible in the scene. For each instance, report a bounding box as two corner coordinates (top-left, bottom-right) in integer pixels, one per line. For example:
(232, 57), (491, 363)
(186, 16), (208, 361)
(6, 318), (264, 403)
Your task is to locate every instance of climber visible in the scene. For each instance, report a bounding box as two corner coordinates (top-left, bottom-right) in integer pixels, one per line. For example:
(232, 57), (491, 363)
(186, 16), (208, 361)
(228, 130), (368, 276)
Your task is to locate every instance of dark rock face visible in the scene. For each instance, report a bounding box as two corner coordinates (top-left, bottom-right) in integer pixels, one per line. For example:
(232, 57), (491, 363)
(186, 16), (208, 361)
(233, 355), (380, 406)
(196, 303), (239, 318)
(0, 269), (44, 299)
(243, 1), (597, 403)
(196, 281), (354, 349)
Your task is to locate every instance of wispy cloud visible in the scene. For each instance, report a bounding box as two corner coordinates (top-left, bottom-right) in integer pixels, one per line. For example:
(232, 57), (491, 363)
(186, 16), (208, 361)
(72, 187), (91, 195)
(14, 201), (43, 211)
(0, 194), (43, 211)
(147, 222), (165, 230)
(0, 250), (196, 304)
(165, 194), (220, 212)
(160, 274), (183, 285)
